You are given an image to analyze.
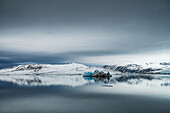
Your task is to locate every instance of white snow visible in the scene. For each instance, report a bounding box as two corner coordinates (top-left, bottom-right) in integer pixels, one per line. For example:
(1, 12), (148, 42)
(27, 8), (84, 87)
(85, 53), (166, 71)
(114, 62), (170, 73)
(0, 62), (117, 75)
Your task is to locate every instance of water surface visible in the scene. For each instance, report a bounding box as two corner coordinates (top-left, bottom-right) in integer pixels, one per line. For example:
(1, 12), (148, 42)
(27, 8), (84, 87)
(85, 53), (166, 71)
(0, 74), (170, 113)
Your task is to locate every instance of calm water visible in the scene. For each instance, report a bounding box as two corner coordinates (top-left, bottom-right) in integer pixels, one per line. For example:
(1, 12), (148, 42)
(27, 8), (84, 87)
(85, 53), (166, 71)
(0, 74), (170, 113)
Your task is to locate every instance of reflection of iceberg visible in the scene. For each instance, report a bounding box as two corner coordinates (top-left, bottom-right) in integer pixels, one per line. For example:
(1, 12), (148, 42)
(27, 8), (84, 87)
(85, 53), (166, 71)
(84, 76), (110, 83)
(109, 75), (170, 87)
(83, 77), (93, 81)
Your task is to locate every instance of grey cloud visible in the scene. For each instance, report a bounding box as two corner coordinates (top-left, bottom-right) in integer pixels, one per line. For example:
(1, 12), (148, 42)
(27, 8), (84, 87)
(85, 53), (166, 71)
(0, 51), (69, 68)
(0, 0), (170, 65)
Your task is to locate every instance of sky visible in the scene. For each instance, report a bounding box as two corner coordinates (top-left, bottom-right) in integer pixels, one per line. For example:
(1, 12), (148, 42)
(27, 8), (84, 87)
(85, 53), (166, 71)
(0, 0), (170, 68)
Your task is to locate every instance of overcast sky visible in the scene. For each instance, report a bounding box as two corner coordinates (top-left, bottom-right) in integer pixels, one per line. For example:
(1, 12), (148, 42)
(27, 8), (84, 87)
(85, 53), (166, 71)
(0, 0), (170, 68)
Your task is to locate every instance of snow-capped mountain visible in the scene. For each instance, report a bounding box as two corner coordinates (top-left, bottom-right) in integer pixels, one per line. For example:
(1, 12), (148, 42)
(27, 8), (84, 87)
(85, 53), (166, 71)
(103, 62), (170, 74)
(1, 62), (170, 75)
(0, 62), (116, 75)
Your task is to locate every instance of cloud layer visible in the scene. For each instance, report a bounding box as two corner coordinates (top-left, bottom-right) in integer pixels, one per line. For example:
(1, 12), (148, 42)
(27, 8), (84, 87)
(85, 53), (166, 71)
(0, 0), (170, 68)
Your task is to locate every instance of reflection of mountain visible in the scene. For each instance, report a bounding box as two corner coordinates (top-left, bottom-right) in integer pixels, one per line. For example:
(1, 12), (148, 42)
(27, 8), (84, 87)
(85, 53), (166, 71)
(113, 75), (155, 82)
(85, 75), (156, 84)
(0, 75), (95, 87)
(110, 75), (159, 85)
(161, 83), (170, 87)
(85, 75), (170, 88)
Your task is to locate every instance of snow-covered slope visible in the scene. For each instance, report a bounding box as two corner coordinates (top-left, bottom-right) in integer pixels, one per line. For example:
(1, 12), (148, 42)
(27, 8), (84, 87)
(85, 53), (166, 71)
(2, 62), (170, 75)
(103, 62), (170, 74)
(0, 62), (117, 75)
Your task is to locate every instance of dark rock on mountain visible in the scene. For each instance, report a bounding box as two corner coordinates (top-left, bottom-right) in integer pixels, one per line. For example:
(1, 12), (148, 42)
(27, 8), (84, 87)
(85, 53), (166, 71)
(103, 64), (162, 74)
(13, 64), (43, 72)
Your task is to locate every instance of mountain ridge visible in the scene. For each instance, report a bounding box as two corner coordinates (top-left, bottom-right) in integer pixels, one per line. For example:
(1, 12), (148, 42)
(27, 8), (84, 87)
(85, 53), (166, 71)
(1, 62), (170, 75)
(103, 62), (170, 74)
(0, 62), (115, 75)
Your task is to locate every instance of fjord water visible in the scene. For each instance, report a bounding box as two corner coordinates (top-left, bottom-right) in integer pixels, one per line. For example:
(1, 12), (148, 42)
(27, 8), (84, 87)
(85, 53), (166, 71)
(0, 75), (170, 113)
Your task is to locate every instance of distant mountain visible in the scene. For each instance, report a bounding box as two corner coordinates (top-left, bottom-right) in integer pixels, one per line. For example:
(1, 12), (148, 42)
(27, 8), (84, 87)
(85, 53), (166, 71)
(0, 62), (116, 75)
(103, 62), (170, 74)
(1, 62), (170, 75)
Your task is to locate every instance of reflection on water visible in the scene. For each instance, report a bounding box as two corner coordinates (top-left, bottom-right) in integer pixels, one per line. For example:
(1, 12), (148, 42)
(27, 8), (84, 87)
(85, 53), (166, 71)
(161, 83), (170, 87)
(84, 74), (170, 88)
(0, 74), (170, 113)
(0, 74), (170, 87)
(84, 76), (110, 83)
(0, 75), (95, 87)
